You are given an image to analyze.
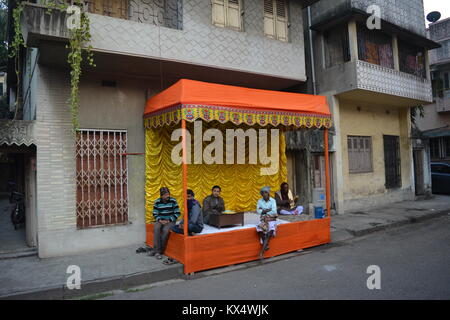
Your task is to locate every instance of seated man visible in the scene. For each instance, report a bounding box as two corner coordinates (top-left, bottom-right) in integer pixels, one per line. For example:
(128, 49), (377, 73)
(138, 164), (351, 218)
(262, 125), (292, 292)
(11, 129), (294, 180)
(202, 185), (225, 225)
(274, 182), (303, 215)
(149, 187), (180, 262)
(172, 189), (204, 236)
(256, 186), (278, 260)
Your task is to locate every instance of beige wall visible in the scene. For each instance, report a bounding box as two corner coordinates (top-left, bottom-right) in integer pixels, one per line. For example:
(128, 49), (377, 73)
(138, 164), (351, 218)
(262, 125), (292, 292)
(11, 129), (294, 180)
(36, 66), (160, 258)
(338, 99), (414, 211)
(86, 0), (306, 81)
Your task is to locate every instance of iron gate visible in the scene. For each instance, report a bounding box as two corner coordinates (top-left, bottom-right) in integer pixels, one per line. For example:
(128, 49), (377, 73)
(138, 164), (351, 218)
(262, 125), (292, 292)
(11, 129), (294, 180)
(75, 129), (128, 228)
(383, 135), (401, 189)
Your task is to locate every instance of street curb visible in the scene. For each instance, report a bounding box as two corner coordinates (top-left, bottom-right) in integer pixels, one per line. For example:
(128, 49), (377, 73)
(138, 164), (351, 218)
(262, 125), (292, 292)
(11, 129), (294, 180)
(345, 208), (450, 237)
(1, 209), (448, 299)
(183, 249), (314, 281)
(0, 249), (38, 260)
(0, 264), (184, 300)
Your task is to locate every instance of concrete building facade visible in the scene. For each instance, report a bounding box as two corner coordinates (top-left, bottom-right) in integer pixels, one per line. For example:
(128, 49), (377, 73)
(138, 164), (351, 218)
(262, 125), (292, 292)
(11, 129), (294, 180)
(418, 17), (450, 164)
(3, 0), (316, 257)
(307, 0), (437, 213)
(1, 0), (438, 258)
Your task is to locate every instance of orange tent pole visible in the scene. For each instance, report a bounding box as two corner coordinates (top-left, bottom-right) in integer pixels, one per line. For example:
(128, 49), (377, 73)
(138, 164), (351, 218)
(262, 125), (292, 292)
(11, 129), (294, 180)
(324, 128), (331, 217)
(181, 119), (189, 273)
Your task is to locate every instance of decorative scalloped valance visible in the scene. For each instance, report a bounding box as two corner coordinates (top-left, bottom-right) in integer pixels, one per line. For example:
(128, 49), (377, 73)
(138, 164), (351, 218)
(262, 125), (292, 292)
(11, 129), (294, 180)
(144, 104), (332, 129)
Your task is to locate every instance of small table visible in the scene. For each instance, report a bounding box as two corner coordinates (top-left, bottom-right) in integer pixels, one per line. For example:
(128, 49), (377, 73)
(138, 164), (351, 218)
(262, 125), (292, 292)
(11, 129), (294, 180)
(209, 212), (245, 229)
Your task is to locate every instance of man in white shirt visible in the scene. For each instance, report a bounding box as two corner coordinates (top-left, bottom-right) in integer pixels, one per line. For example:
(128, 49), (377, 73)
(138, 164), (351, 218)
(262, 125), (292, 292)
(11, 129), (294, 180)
(255, 186), (278, 260)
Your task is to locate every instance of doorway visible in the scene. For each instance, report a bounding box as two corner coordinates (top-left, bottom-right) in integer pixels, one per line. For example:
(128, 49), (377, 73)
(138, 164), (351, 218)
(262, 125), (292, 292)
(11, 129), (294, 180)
(413, 149), (425, 195)
(383, 135), (401, 189)
(0, 144), (37, 253)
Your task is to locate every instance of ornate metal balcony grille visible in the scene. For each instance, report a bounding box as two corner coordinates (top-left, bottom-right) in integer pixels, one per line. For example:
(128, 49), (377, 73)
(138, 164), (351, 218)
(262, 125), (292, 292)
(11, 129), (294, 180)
(398, 39), (426, 79)
(78, 0), (183, 29)
(75, 129), (128, 228)
(324, 23), (350, 69)
(357, 23), (394, 69)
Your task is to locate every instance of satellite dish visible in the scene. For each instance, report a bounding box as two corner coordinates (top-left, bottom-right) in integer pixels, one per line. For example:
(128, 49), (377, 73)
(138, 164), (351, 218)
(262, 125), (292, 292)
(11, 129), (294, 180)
(427, 11), (441, 23)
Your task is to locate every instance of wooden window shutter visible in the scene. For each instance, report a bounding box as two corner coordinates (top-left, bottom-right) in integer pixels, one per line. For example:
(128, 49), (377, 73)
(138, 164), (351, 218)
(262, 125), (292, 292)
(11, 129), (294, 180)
(112, 0), (129, 20)
(212, 0), (226, 28)
(264, 0), (275, 39)
(90, 0), (104, 15)
(348, 136), (373, 173)
(348, 136), (355, 172)
(226, 0), (242, 30)
(88, 0), (129, 19)
(275, 0), (288, 42)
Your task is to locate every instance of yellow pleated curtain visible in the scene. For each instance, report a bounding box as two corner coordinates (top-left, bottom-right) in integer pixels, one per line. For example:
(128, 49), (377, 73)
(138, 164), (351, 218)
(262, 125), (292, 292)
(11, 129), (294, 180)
(143, 79), (333, 223)
(145, 121), (287, 223)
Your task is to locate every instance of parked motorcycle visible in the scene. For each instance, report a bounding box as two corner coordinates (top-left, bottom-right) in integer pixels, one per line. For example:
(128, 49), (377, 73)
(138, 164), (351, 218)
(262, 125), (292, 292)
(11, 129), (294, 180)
(10, 191), (25, 230)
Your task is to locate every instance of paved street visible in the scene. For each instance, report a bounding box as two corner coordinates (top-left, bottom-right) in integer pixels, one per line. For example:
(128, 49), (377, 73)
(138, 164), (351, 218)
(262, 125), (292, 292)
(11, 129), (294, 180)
(103, 215), (450, 300)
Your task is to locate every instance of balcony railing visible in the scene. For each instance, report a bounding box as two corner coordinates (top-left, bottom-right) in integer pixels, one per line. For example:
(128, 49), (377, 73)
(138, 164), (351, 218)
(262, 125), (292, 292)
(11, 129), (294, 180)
(355, 60), (433, 103)
(21, 3), (71, 45)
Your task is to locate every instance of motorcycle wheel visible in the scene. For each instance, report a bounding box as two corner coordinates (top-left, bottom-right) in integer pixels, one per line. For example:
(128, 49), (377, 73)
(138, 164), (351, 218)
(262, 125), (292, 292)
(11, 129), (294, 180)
(11, 207), (19, 230)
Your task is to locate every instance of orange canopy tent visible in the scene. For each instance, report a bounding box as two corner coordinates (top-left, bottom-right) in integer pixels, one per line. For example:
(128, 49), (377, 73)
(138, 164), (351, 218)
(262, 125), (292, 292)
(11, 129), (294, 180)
(144, 79), (332, 274)
(144, 79), (331, 116)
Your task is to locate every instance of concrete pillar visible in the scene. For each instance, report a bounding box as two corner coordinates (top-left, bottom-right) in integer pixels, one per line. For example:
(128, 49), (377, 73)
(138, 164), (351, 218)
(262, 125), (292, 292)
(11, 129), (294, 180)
(348, 20), (359, 62)
(425, 50), (431, 81)
(328, 94), (345, 214)
(399, 108), (415, 199)
(392, 34), (400, 71)
(25, 155), (37, 247)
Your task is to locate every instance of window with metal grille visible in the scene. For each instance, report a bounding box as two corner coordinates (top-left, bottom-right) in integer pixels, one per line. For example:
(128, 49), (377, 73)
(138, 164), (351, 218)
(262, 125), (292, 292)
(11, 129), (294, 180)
(313, 154), (326, 188)
(357, 24), (394, 69)
(430, 138), (440, 159)
(75, 129), (128, 228)
(398, 39), (426, 78)
(324, 24), (350, 68)
(264, 0), (289, 42)
(446, 137), (450, 158)
(83, 0), (129, 19)
(430, 137), (450, 159)
(383, 135), (401, 189)
(212, 0), (243, 31)
(347, 136), (373, 174)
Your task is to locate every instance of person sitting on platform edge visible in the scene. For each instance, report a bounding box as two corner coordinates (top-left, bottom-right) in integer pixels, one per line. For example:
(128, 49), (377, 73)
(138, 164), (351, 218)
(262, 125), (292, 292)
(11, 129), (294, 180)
(172, 189), (204, 236)
(202, 185), (225, 225)
(275, 182), (303, 215)
(148, 187), (180, 264)
(256, 186), (278, 261)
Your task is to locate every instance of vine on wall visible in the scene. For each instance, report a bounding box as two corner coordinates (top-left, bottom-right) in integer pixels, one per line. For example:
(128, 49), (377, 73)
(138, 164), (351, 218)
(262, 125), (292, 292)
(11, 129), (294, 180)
(9, 1), (25, 120)
(10, 0), (95, 130)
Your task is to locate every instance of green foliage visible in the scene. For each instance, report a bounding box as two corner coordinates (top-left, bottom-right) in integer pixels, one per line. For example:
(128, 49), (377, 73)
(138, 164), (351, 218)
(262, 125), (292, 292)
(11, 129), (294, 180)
(0, 0), (8, 71)
(9, 0), (95, 129)
(42, 0), (68, 13)
(66, 0), (95, 130)
(9, 2), (25, 60)
(411, 105), (425, 126)
(9, 1), (25, 119)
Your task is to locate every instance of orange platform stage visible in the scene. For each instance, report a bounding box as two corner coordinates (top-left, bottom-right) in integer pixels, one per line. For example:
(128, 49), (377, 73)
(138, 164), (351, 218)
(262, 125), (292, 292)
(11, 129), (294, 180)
(146, 218), (331, 274)
(144, 79), (333, 274)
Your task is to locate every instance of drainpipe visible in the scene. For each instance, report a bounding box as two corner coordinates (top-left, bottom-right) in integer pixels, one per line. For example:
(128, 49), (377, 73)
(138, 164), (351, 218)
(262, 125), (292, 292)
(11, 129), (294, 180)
(307, 6), (317, 95)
